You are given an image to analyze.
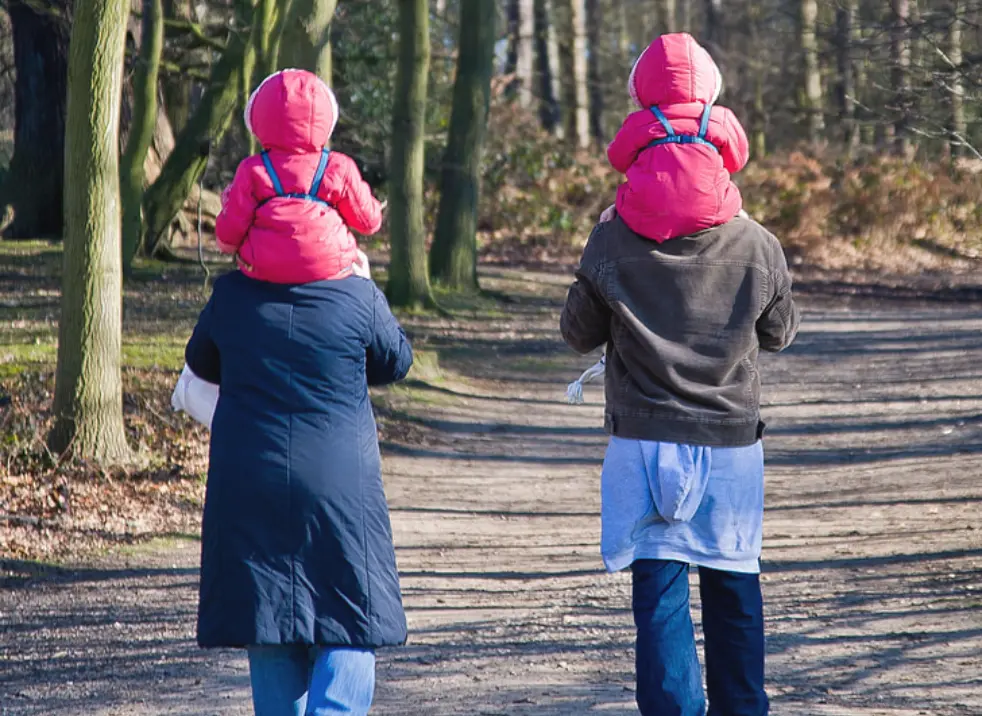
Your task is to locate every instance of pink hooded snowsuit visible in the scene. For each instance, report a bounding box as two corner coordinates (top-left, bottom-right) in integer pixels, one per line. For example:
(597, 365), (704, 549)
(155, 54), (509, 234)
(607, 33), (749, 242)
(215, 70), (382, 283)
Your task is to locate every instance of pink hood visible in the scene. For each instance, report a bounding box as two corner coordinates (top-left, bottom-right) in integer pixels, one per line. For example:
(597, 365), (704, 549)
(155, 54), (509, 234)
(244, 69), (339, 152)
(609, 33), (748, 242)
(628, 33), (722, 109)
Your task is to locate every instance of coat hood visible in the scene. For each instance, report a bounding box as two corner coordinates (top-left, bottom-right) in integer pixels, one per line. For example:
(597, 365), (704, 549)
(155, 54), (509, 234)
(628, 33), (722, 109)
(245, 69), (339, 152)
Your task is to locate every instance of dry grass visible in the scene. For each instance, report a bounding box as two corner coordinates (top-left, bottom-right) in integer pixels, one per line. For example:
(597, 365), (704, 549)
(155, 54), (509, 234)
(741, 152), (982, 274)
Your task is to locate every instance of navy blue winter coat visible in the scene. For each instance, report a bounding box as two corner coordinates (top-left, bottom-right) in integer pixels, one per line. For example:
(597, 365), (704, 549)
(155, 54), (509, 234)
(185, 271), (413, 648)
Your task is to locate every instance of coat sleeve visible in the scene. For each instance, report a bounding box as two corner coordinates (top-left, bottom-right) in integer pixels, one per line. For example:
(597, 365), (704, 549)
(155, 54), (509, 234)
(185, 290), (221, 383)
(333, 153), (383, 236)
(366, 286), (413, 386)
(214, 161), (257, 254)
(756, 237), (801, 353)
(718, 107), (750, 175)
(606, 112), (650, 175)
(560, 225), (612, 355)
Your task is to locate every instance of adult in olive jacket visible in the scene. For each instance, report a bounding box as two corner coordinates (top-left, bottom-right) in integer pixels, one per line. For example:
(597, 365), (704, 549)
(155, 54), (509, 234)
(185, 270), (412, 658)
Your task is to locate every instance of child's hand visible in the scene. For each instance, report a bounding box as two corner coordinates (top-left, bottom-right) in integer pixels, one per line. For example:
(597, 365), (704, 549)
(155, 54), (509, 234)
(598, 204), (617, 223)
(352, 250), (371, 279)
(220, 186), (232, 208)
(234, 251), (254, 273)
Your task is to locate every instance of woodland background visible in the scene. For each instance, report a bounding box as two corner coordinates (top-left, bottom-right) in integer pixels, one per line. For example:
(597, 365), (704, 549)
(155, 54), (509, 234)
(1, 0), (981, 554)
(2, 0), (982, 281)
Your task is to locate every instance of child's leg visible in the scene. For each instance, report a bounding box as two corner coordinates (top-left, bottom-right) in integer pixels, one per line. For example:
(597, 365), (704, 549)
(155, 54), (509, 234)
(698, 567), (768, 716)
(632, 559), (706, 716)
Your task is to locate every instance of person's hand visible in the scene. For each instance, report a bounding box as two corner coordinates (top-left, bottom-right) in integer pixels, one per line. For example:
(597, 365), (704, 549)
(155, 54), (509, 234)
(598, 204), (617, 223)
(220, 186), (232, 208)
(234, 251), (253, 273)
(351, 250), (371, 279)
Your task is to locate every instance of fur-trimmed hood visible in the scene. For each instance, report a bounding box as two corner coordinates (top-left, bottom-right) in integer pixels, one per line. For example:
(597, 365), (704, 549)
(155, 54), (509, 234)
(244, 69), (339, 152)
(628, 33), (722, 109)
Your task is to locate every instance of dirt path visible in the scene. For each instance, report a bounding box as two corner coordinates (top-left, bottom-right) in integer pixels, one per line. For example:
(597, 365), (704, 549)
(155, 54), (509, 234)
(3, 271), (981, 715)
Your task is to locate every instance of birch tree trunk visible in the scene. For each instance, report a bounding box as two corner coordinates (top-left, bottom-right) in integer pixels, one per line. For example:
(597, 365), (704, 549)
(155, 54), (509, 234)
(387, 0), (434, 309)
(891, 0), (912, 157)
(947, 0), (967, 157)
(567, 0), (590, 149)
(514, 0), (535, 108)
(430, 0), (495, 291)
(49, 0), (131, 462)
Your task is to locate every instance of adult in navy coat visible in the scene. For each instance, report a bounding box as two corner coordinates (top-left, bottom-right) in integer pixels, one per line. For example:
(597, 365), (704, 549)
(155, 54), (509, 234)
(185, 270), (412, 713)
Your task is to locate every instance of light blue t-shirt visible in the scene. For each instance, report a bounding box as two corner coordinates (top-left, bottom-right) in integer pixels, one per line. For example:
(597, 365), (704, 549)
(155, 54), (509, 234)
(600, 436), (764, 574)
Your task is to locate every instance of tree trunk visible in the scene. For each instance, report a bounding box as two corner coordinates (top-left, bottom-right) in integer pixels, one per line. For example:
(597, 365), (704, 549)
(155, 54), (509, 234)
(429, 0), (495, 292)
(856, 17), (875, 147)
(240, 0), (259, 154)
(586, 0), (603, 144)
(616, 0), (633, 120)
(948, 0), (967, 157)
(704, 0), (723, 53)
(161, 0), (192, 133)
(800, 0), (823, 144)
(0, 0), (71, 239)
(909, 0), (923, 156)
(142, 18), (254, 259)
(891, 0), (911, 157)
(121, 0), (164, 268)
(387, 0), (433, 309)
(748, 6), (766, 157)
(678, 0), (690, 33)
(255, 0), (284, 79)
(49, 0), (131, 462)
(281, 0), (337, 84)
(511, 0), (534, 108)
(659, 0), (677, 34)
(534, 0), (563, 137)
(835, 0), (859, 152)
(567, 0), (590, 149)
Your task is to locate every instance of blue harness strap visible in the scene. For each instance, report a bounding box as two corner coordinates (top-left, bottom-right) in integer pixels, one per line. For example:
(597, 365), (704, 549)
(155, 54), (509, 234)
(257, 148), (334, 208)
(647, 104), (719, 153)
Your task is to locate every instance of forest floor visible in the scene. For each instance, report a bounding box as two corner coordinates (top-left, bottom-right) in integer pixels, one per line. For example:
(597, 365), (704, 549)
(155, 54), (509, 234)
(2, 253), (982, 715)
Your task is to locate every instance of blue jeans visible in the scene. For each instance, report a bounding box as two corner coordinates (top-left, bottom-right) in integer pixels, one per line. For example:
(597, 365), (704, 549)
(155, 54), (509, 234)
(632, 559), (768, 716)
(247, 645), (376, 716)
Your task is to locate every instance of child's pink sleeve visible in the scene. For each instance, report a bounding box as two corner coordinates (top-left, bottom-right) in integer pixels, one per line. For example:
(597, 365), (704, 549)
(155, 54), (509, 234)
(719, 108), (750, 175)
(607, 112), (649, 175)
(332, 153), (383, 236)
(214, 161), (256, 254)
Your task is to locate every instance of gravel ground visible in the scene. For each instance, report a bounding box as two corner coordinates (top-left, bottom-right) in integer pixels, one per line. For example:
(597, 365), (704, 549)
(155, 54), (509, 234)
(2, 273), (981, 715)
